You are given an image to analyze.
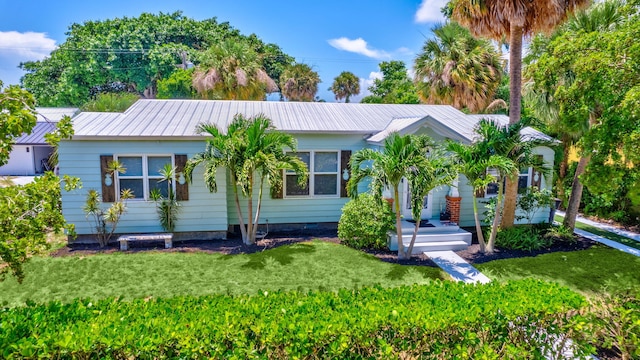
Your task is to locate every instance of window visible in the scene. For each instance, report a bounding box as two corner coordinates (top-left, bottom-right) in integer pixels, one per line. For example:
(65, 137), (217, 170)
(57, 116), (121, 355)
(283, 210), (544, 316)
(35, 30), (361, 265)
(483, 166), (540, 198)
(285, 151), (339, 197)
(116, 155), (173, 200)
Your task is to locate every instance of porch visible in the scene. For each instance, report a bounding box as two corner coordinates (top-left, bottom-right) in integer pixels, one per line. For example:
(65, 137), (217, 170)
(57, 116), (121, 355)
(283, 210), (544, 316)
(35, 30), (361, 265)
(387, 219), (472, 254)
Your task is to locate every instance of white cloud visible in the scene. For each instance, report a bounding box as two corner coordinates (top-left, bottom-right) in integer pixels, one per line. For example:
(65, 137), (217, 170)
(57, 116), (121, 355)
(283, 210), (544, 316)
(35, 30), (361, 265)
(414, 0), (448, 24)
(0, 31), (56, 60)
(350, 72), (383, 103)
(327, 37), (390, 59)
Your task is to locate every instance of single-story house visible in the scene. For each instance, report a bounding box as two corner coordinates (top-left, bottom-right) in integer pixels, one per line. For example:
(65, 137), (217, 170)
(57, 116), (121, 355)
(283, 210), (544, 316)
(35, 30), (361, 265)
(0, 107), (78, 176)
(59, 100), (554, 244)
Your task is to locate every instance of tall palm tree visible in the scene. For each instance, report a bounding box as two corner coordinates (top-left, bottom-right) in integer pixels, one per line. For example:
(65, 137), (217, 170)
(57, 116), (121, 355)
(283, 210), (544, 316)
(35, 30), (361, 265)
(192, 40), (278, 100)
(405, 147), (458, 257)
(451, 0), (590, 227)
(414, 22), (504, 113)
(279, 63), (320, 102)
(184, 114), (307, 245)
(348, 133), (431, 259)
(446, 141), (514, 253)
(330, 71), (360, 103)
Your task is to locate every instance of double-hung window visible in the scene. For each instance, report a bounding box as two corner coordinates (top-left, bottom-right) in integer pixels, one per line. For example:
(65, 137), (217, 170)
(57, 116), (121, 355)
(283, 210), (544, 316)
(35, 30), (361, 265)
(285, 151), (339, 197)
(116, 155), (173, 200)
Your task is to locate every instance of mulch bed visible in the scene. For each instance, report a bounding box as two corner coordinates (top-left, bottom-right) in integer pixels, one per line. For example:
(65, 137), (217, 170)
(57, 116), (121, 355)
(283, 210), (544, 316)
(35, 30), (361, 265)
(51, 229), (599, 268)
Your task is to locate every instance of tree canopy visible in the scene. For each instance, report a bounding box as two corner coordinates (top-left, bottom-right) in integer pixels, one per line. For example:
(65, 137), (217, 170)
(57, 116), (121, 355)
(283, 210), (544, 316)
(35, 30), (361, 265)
(20, 12), (293, 106)
(0, 81), (37, 167)
(280, 63), (320, 102)
(361, 61), (419, 104)
(330, 71), (360, 103)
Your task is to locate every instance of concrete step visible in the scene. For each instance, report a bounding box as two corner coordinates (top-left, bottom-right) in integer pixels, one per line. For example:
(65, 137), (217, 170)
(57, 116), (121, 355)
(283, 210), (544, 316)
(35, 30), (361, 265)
(388, 229), (472, 252)
(409, 240), (470, 253)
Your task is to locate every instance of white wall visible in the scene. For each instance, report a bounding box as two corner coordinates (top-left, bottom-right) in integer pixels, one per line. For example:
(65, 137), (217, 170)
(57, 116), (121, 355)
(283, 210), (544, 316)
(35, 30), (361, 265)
(0, 145), (35, 176)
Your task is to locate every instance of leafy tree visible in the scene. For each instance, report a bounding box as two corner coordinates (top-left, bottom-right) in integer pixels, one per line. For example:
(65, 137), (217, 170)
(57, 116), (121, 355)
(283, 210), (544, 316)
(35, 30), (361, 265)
(157, 68), (196, 99)
(361, 61), (419, 104)
(20, 12), (292, 106)
(330, 71), (360, 103)
(0, 81), (37, 166)
(451, 0), (590, 228)
(279, 63), (320, 102)
(185, 114), (307, 245)
(526, 0), (640, 230)
(192, 40), (278, 100)
(414, 22), (504, 112)
(348, 133), (431, 259)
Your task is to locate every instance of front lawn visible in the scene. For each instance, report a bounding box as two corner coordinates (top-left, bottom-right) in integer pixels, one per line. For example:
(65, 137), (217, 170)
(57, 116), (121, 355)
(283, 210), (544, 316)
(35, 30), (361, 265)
(477, 246), (640, 295)
(0, 241), (444, 307)
(555, 214), (640, 251)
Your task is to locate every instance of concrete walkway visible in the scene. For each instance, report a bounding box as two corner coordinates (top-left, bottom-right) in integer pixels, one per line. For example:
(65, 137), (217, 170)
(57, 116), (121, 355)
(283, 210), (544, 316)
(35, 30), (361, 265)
(423, 250), (491, 284)
(555, 211), (640, 257)
(556, 210), (640, 242)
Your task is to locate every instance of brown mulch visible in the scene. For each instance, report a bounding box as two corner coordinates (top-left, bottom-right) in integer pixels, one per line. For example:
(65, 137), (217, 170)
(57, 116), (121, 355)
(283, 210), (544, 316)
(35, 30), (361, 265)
(51, 229), (599, 268)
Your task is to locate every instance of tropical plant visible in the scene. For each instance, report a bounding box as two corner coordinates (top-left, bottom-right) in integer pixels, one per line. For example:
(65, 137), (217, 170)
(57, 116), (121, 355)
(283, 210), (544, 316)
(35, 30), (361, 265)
(185, 114), (307, 245)
(338, 193), (395, 250)
(0, 81), (37, 167)
(83, 161), (133, 247)
(330, 71), (360, 103)
(414, 21), (504, 113)
(81, 92), (139, 112)
(405, 147), (458, 257)
(517, 187), (554, 225)
(157, 68), (196, 99)
(192, 40), (278, 100)
(360, 61), (419, 104)
(450, 0), (590, 228)
(279, 63), (320, 102)
(149, 163), (181, 232)
(348, 133), (432, 259)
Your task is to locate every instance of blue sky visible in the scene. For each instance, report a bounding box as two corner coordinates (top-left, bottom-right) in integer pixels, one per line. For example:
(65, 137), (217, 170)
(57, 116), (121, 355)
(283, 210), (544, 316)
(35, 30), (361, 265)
(0, 0), (447, 102)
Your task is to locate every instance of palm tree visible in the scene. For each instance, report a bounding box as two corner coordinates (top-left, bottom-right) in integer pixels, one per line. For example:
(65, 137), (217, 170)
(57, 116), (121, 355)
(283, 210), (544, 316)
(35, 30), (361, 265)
(330, 71), (360, 103)
(279, 63), (320, 102)
(192, 40), (278, 100)
(184, 114), (307, 245)
(414, 22), (504, 113)
(348, 133), (431, 259)
(451, 0), (590, 227)
(405, 147), (458, 257)
(446, 141), (513, 253)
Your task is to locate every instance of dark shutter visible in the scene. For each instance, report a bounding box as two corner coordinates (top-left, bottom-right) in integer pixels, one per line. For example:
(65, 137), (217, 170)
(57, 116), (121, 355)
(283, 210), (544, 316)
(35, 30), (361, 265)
(100, 155), (116, 202)
(340, 150), (352, 198)
(531, 155), (543, 190)
(175, 154), (189, 201)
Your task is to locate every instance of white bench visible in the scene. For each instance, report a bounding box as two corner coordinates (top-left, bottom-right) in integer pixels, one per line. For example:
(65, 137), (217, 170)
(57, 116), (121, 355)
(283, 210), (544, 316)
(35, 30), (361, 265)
(118, 234), (173, 251)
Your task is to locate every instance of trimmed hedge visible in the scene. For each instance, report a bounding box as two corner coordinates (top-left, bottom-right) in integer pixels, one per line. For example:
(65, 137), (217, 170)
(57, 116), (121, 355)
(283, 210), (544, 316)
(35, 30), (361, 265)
(1, 279), (588, 359)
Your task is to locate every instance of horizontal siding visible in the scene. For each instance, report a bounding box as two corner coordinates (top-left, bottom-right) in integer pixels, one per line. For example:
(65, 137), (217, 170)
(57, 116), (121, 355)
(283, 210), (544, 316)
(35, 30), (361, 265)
(59, 140), (228, 235)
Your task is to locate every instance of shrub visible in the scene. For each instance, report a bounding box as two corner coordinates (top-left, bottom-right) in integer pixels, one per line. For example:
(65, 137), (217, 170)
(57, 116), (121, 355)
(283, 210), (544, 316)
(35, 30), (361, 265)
(0, 280), (590, 359)
(495, 225), (553, 251)
(338, 193), (394, 250)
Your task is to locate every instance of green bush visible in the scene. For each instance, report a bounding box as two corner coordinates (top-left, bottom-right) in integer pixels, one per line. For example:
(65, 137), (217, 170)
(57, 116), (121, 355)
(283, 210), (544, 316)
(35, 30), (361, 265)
(495, 225), (553, 251)
(338, 193), (394, 250)
(0, 280), (590, 359)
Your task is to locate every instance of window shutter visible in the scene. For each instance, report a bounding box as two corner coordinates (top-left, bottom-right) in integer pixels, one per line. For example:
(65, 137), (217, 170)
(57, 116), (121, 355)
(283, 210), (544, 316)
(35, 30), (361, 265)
(100, 155), (116, 202)
(175, 154), (189, 201)
(340, 150), (352, 198)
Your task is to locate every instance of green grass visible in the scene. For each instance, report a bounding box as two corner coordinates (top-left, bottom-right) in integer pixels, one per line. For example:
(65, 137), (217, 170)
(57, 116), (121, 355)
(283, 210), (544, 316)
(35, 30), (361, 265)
(0, 241), (444, 308)
(477, 246), (640, 295)
(555, 214), (640, 250)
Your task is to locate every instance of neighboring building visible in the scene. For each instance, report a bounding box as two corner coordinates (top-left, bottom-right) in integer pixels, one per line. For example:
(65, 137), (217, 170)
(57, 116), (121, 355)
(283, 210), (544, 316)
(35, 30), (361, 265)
(59, 100), (554, 244)
(0, 108), (78, 176)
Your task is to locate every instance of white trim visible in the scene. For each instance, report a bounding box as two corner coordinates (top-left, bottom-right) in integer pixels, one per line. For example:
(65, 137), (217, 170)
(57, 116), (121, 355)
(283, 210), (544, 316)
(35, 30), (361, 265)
(114, 154), (175, 201)
(284, 150), (340, 198)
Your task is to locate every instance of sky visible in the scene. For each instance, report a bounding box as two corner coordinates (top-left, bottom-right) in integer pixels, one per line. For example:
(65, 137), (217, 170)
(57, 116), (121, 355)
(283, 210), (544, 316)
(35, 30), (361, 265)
(0, 0), (448, 102)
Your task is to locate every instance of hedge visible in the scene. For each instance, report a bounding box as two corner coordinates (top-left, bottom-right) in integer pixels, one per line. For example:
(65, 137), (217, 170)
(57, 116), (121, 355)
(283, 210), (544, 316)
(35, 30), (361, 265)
(0, 279), (589, 359)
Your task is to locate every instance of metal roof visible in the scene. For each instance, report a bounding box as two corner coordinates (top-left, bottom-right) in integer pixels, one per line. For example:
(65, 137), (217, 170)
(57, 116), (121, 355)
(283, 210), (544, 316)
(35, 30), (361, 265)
(70, 100), (552, 143)
(36, 107), (78, 122)
(463, 114), (554, 143)
(71, 100), (468, 139)
(16, 122), (56, 145)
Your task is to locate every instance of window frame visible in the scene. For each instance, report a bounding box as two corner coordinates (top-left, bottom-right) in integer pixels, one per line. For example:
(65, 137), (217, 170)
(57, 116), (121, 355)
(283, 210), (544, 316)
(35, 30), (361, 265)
(114, 154), (175, 201)
(483, 167), (535, 198)
(284, 150), (340, 198)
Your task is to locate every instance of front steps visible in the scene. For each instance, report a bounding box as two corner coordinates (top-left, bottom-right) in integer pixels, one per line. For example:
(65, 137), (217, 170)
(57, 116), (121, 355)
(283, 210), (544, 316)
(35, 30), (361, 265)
(388, 219), (472, 254)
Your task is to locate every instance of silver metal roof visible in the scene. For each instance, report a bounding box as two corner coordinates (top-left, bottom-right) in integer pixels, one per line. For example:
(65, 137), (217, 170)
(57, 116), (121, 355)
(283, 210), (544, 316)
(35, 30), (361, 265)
(16, 122), (56, 145)
(464, 114), (554, 143)
(36, 107), (78, 122)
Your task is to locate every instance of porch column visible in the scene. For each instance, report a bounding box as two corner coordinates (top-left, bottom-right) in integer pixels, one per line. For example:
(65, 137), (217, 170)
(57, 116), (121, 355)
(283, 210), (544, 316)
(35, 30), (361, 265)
(446, 175), (462, 224)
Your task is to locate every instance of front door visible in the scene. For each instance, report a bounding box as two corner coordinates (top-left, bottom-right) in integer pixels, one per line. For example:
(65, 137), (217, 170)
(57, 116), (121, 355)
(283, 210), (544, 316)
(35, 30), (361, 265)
(401, 179), (433, 220)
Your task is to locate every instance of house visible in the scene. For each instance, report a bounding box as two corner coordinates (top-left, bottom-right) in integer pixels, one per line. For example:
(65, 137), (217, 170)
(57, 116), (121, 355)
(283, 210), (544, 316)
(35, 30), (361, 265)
(0, 108), (78, 176)
(59, 100), (554, 247)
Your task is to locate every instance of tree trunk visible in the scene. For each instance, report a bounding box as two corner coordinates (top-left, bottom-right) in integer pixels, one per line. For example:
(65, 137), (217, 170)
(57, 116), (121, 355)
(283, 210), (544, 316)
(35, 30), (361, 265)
(394, 185), (405, 259)
(246, 173), (254, 245)
(557, 138), (572, 207)
(501, 175), (519, 228)
(252, 176), (265, 241)
(486, 179), (505, 253)
(231, 173), (248, 243)
(472, 195), (487, 253)
(508, 23), (523, 126)
(563, 155), (591, 231)
(405, 220), (421, 259)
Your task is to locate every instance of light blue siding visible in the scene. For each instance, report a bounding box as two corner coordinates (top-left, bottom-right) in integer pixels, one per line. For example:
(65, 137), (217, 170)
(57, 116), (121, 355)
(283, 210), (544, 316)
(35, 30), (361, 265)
(59, 140), (227, 235)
